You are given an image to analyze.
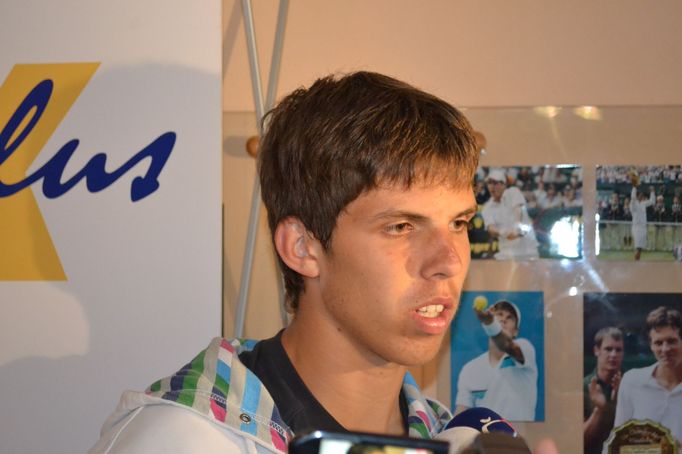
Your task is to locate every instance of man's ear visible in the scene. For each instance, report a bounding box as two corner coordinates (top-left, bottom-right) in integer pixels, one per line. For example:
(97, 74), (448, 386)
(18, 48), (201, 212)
(274, 217), (320, 278)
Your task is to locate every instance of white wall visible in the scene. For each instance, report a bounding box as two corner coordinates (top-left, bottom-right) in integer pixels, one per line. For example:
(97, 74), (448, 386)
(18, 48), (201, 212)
(223, 0), (682, 112)
(0, 1), (222, 452)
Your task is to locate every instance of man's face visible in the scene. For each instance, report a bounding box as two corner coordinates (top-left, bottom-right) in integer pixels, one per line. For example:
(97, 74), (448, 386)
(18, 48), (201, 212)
(649, 325), (682, 369)
(492, 308), (518, 338)
(594, 337), (624, 373)
(486, 179), (505, 201)
(314, 183), (476, 366)
(610, 193), (619, 205)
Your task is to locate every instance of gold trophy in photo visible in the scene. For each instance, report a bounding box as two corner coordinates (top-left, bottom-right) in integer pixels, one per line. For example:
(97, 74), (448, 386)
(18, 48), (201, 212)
(604, 419), (678, 454)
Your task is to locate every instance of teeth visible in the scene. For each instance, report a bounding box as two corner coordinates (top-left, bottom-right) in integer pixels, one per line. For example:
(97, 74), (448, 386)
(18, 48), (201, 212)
(417, 304), (444, 318)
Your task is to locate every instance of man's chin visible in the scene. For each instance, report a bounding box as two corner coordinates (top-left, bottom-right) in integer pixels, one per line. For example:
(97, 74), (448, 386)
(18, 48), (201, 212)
(394, 335), (445, 367)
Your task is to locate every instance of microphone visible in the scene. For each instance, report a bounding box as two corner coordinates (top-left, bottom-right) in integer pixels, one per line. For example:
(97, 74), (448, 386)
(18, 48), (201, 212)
(434, 407), (529, 454)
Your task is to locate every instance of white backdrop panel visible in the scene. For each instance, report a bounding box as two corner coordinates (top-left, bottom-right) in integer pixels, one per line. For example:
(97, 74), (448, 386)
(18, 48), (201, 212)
(0, 1), (221, 453)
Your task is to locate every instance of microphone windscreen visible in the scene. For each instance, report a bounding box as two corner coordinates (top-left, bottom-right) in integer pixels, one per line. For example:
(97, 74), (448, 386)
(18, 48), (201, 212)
(435, 408), (517, 454)
(443, 407), (516, 436)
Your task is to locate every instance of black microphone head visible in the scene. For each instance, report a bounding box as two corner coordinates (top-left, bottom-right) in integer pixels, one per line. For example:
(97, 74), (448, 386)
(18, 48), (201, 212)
(461, 433), (532, 454)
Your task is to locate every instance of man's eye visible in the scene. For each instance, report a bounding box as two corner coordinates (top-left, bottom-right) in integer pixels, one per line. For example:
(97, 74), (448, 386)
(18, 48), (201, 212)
(452, 219), (470, 232)
(385, 223), (413, 234)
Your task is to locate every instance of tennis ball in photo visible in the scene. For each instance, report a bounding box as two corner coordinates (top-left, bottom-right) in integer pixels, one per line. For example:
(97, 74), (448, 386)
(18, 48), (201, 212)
(473, 295), (488, 311)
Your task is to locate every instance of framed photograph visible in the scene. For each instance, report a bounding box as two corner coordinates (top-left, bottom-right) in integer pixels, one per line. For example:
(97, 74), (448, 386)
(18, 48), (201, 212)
(583, 293), (682, 452)
(596, 165), (682, 261)
(470, 165), (583, 260)
(450, 291), (545, 421)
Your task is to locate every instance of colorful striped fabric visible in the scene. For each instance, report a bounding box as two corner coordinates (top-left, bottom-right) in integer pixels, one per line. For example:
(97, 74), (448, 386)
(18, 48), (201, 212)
(146, 337), (452, 452)
(403, 372), (452, 438)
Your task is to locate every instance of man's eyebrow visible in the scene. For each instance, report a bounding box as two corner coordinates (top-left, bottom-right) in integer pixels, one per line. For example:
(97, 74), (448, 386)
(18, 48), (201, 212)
(458, 205), (479, 218)
(371, 211), (429, 222)
(371, 205), (479, 222)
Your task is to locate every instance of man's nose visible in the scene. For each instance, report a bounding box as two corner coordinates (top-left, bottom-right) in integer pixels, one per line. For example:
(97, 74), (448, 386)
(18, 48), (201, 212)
(420, 229), (463, 280)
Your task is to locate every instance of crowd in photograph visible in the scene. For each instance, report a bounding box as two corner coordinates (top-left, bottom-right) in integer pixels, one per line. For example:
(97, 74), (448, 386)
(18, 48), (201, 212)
(475, 165), (583, 212)
(597, 165), (682, 185)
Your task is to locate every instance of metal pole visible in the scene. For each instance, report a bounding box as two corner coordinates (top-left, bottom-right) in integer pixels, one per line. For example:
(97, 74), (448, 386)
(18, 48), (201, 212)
(269, 0), (290, 328)
(266, 0), (289, 112)
(241, 0), (266, 123)
(234, 0), (289, 338)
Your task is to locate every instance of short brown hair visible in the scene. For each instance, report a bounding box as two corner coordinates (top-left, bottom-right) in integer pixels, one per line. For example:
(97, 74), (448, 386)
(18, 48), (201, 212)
(594, 326), (623, 348)
(258, 71), (478, 309)
(645, 306), (682, 340)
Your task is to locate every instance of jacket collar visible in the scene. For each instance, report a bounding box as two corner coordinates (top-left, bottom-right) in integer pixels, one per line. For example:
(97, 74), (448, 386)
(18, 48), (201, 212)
(147, 337), (451, 452)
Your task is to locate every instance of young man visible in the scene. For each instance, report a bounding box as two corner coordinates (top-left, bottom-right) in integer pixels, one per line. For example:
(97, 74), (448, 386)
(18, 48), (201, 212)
(628, 172), (655, 260)
(454, 300), (538, 421)
(614, 306), (682, 445)
(90, 72), (480, 453)
(583, 327), (624, 454)
(481, 169), (539, 260)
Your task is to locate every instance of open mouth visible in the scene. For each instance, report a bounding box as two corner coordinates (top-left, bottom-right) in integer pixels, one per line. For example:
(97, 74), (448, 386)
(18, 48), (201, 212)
(416, 304), (445, 318)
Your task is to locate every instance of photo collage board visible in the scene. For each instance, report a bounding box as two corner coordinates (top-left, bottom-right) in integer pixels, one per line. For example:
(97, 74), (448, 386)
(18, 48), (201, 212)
(450, 163), (682, 453)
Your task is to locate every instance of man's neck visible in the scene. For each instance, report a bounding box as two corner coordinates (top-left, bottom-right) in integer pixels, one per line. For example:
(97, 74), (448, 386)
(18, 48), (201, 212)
(281, 312), (407, 435)
(487, 339), (505, 365)
(653, 363), (682, 391)
(596, 366), (617, 383)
